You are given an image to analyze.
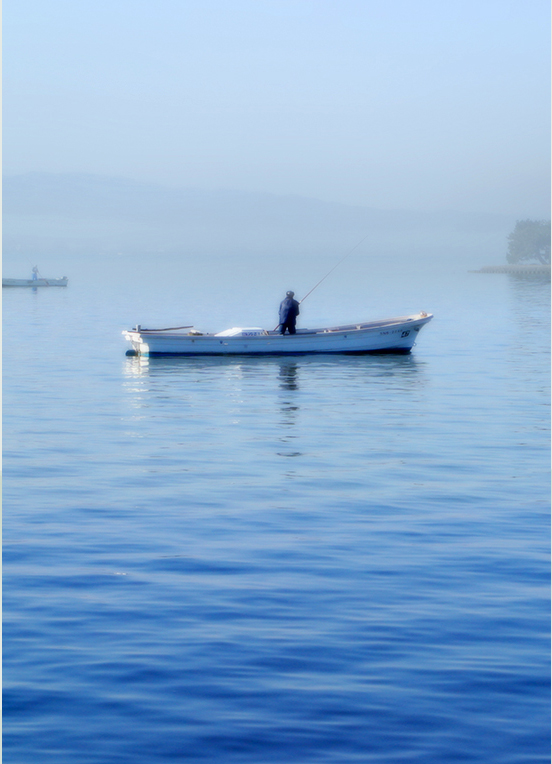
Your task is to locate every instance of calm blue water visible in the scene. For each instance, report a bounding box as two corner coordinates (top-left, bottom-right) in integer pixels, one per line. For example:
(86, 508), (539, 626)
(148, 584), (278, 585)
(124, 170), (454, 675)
(3, 253), (550, 763)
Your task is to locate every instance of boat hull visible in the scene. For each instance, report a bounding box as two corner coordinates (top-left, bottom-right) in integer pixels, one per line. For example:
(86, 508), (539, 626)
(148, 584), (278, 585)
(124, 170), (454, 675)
(123, 313), (433, 356)
(2, 278), (68, 287)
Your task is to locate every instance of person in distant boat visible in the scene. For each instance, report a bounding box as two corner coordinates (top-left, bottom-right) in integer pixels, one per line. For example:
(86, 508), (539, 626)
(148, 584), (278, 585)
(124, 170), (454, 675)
(278, 291), (300, 335)
(32, 266), (39, 281)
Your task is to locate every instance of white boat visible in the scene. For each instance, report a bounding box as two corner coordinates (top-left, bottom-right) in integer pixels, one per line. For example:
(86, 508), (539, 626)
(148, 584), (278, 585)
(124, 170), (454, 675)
(2, 277), (68, 287)
(123, 312), (433, 356)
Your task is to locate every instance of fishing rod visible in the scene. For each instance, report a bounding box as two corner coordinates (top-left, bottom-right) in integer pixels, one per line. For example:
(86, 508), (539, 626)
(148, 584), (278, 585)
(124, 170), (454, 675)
(28, 262), (49, 285)
(275, 232), (371, 330)
(298, 232), (371, 304)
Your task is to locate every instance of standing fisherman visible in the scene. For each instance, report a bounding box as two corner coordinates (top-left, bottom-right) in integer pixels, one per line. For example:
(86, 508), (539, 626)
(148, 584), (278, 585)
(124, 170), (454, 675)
(32, 266), (39, 281)
(278, 291), (300, 335)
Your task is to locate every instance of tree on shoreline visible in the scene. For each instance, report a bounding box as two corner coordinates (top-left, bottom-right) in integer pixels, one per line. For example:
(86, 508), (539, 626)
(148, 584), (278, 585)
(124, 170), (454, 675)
(507, 219), (551, 264)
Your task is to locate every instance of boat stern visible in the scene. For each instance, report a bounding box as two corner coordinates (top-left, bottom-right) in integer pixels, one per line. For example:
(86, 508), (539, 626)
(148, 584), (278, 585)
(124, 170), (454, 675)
(122, 329), (149, 356)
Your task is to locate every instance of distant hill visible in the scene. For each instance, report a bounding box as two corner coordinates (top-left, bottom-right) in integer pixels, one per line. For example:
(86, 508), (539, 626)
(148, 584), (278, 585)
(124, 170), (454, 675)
(3, 172), (517, 262)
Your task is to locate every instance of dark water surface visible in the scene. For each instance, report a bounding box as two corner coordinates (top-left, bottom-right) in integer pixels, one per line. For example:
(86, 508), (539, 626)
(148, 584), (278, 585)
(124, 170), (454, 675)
(3, 256), (550, 763)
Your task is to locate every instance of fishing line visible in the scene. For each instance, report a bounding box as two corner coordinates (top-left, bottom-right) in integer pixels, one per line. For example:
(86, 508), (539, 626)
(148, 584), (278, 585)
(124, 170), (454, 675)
(299, 232), (371, 304)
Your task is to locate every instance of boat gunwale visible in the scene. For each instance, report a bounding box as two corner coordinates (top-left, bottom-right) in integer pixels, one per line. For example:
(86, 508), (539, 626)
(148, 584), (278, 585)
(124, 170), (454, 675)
(130, 314), (431, 339)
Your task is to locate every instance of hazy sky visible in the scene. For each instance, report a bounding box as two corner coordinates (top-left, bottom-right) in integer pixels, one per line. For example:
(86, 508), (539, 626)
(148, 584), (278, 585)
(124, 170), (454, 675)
(4, 0), (550, 215)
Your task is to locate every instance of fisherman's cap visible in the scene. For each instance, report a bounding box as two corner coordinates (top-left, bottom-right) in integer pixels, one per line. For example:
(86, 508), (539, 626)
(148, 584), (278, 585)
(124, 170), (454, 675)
(286, 291), (295, 297)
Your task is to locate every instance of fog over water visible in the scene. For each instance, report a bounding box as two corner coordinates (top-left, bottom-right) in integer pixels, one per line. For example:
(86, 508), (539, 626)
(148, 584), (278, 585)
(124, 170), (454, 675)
(3, 0), (550, 273)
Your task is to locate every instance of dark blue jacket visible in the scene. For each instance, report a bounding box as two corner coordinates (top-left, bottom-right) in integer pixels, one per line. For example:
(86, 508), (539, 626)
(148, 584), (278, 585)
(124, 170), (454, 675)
(279, 298), (300, 325)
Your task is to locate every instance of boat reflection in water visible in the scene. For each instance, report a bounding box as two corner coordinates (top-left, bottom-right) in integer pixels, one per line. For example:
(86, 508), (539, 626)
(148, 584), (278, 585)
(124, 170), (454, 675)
(122, 353), (424, 382)
(279, 362), (299, 391)
(276, 363), (301, 464)
(121, 354), (426, 480)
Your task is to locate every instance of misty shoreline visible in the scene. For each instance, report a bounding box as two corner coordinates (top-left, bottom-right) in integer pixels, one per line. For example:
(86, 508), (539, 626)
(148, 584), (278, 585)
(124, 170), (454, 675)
(3, 172), (518, 264)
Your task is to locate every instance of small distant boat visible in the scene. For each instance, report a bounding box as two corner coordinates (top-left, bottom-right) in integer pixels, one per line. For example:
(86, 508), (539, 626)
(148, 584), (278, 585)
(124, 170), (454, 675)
(2, 277), (68, 287)
(123, 312), (433, 357)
